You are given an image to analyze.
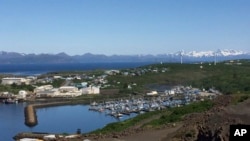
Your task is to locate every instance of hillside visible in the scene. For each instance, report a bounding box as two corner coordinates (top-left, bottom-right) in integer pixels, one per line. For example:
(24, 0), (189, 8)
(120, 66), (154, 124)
(106, 59), (250, 95)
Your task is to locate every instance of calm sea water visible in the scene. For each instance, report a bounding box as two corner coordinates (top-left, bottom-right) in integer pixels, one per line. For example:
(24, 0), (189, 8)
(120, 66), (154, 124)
(0, 62), (152, 76)
(0, 62), (150, 140)
(0, 103), (137, 141)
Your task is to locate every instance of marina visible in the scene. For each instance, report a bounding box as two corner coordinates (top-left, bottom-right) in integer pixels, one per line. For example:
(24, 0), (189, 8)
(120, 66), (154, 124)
(89, 97), (193, 119)
(87, 87), (218, 119)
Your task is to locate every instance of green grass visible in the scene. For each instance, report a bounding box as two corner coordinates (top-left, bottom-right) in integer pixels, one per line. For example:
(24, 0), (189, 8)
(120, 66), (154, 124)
(107, 61), (250, 95)
(91, 100), (214, 134)
(145, 100), (214, 127)
(0, 83), (35, 94)
(231, 94), (250, 105)
(92, 110), (163, 134)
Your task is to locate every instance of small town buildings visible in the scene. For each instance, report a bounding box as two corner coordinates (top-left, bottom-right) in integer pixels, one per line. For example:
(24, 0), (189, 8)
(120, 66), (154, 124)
(1, 77), (30, 85)
(34, 85), (82, 97)
(58, 86), (82, 97)
(36, 89), (60, 97)
(34, 85), (53, 93)
(165, 90), (175, 95)
(105, 70), (120, 75)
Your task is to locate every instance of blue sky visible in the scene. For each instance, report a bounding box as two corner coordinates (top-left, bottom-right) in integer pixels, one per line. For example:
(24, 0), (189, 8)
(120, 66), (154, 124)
(0, 0), (249, 55)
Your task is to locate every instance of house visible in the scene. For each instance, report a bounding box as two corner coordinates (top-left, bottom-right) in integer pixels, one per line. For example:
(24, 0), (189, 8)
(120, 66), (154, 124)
(82, 86), (100, 94)
(165, 90), (175, 95)
(17, 90), (28, 99)
(53, 76), (63, 79)
(146, 91), (158, 96)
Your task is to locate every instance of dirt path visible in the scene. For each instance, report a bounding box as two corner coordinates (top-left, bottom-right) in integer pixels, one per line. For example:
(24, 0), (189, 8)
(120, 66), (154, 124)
(123, 124), (182, 141)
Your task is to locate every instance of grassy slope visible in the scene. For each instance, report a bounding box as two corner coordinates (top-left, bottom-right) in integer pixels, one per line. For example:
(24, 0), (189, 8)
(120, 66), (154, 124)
(91, 60), (250, 134)
(107, 60), (250, 94)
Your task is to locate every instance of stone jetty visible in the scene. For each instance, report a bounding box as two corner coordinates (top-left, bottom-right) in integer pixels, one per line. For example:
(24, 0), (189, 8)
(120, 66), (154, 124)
(24, 105), (37, 126)
(24, 101), (71, 127)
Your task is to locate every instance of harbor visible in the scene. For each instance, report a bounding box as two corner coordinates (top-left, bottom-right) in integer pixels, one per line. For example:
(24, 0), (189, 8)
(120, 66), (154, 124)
(87, 90), (218, 119)
(0, 102), (138, 141)
(87, 85), (219, 117)
(1, 83), (219, 140)
(13, 88), (219, 141)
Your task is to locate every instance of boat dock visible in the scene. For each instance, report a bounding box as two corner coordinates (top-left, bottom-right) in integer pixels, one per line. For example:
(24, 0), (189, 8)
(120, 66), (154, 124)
(88, 95), (190, 119)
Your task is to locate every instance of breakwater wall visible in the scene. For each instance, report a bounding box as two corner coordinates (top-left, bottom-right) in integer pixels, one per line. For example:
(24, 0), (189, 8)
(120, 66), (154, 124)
(24, 105), (37, 126)
(13, 132), (50, 140)
(24, 101), (71, 127)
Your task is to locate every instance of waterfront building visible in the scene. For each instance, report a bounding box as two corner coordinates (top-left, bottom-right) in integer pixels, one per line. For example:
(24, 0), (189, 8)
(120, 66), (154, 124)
(1, 77), (29, 85)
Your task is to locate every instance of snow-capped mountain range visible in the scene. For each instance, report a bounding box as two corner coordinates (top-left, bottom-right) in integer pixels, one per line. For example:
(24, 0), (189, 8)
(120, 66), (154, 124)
(183, 49), (247, 57)
(0, 49), (249, 64)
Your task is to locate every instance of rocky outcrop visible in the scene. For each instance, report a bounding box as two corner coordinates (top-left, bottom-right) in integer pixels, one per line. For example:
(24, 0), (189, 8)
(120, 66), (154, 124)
(171, 95), (250, 141)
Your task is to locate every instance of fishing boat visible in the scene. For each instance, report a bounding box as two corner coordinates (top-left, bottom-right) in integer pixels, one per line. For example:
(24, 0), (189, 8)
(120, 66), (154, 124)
(3, 98), (18, 104)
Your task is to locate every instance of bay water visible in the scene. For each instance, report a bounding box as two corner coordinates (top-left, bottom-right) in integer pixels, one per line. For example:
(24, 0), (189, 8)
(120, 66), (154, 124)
(0, 62), (151, 140)
(0, 103), (136, 141)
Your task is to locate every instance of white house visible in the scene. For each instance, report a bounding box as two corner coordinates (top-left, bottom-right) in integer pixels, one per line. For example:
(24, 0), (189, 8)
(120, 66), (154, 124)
(17, 90), (27, 99)
(53, 76), (62, 79)
(146, 91), (158, 96)
(82, 86), (100, 94)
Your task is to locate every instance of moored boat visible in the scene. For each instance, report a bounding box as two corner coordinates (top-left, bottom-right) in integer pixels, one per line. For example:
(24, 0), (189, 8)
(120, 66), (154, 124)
(3, 98), (18, 104)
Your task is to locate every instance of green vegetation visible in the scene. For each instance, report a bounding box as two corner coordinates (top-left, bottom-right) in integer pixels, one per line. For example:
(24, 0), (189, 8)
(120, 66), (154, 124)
(0, 83), (35, 94)
(107, 60), (250, 95)
(92, 100), (214, 134)
(146, 100), (213, 127)
(231, 94), (249, 105)
(36, 78), (65, 87)
(92, 110), (163, 134)
(51, 79), (65, 87)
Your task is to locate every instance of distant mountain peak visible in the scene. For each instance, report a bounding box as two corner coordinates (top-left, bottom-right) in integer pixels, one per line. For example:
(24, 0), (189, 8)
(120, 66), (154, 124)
(0, 49), (249, 64)
(176, 49), (247, 57)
